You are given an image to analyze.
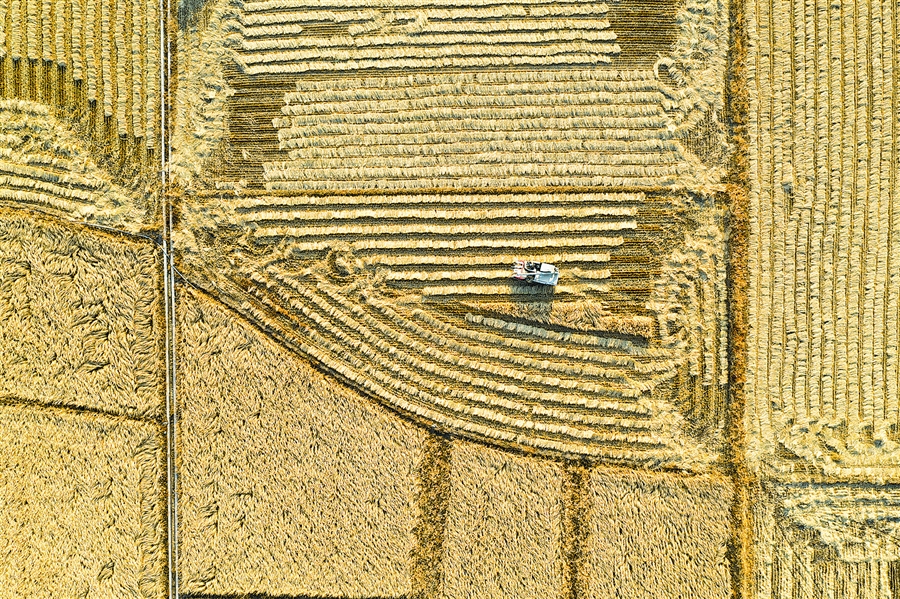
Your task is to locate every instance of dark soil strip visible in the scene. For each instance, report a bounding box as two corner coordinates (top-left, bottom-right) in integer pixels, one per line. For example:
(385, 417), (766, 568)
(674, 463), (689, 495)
(724, 0), (753, 591)
(562, 461), (591, 599)
(410, 434), (452, 599)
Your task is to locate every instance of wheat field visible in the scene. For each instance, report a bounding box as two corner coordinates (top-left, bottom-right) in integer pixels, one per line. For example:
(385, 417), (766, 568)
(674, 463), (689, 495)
(0, 208), (162, 418)
(586, 467), (734, 599)
(0, 0), (161, 156)
(176, 287), (426, 596)
(443, 441), (566, 599)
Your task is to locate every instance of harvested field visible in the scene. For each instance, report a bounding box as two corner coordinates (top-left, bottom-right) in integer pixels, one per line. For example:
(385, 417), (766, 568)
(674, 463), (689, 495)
(443, 441), (565, 599)
(0, 0), (161, 154)
(229, 0), (622, 75)
(746, 0), (900, 480)
(175, 0), (729, 195)
(177, 187), (729, 466)
(0, 100), (154, 229)
(176, 287), (426, 597)
(263, 70), (718, 191)
(0, 208), (163, 418)
(0, 402), (165, 599)
(170, 0), (235, 189)
(585, 467), (733, 599)
(745, 0), (900, 590)
(172, 0), (733, 470)
(753, 483), (900, 599)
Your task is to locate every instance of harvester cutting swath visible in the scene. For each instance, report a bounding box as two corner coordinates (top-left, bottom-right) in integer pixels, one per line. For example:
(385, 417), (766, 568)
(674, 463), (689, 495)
(174, 190), (727, 470)
(0, 101), (148, 228)
(173, 0), (731, 469)
(263, 70), (712, 192)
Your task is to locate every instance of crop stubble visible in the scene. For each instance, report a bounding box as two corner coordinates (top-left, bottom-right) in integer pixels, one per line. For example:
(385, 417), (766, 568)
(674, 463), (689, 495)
(747, 0), (900, 594)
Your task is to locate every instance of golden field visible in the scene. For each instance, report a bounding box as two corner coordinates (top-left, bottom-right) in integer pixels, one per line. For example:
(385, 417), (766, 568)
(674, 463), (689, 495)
(0, 209), (162, 418)
(586, 467), (733, 599)
(746, 0), (900, 595)
(176, 287), (426, 596)
(171, 0), (733, 468)
(443, 442), (566, 599)
(0, 403), (165, 598)
(0, 0), (897, 595)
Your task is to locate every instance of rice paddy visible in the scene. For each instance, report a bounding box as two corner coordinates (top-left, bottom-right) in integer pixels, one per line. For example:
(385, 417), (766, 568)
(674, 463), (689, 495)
(746, 0), (900, 480)
(0, 0), (898, 594)
(263, 70), (715, 191)
(0, 403), (165, 599)
(0, 0), (161, 150)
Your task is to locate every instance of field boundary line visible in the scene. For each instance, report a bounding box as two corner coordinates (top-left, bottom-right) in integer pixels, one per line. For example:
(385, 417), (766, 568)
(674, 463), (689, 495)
(161, 0), (178, 591)
(180, 595), (406, 599)
(724, 0), (752, 585)
(410, 435), (452, 598)
(0, 394), (164, 425)
(562, 461), (590, 599)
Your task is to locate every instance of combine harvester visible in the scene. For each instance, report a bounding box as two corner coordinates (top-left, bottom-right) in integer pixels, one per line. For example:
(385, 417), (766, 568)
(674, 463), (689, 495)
(512, 260), (559, 286)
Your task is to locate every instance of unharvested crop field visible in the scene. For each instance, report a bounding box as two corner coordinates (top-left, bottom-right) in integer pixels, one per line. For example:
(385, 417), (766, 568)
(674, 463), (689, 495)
(0, 403), (165, 599)
(443, 442), (565, 599)
(0, 209), (163, 418)
(175, 285), (739, 599)
(176, 287), (426, 597)
(586, 467), (733, 599)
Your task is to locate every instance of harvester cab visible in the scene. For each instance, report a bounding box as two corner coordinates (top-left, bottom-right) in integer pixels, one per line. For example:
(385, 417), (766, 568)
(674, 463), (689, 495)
(512, 260), (559, 286)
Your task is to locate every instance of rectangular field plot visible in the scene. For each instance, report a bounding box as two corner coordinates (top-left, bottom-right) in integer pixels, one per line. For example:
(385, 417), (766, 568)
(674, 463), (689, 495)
(585, 467), (733, 599)
(443, 441), (566, 599)
(176, 288), (426, 597)
(0, 404), (165, 599)
(0, 210), (163, 418)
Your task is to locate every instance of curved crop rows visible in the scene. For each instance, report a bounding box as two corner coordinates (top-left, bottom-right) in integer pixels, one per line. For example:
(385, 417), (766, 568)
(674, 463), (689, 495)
(0, 100), (146, 225)
(206, 186), (713, 466)
(226, 263), (706, 466)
